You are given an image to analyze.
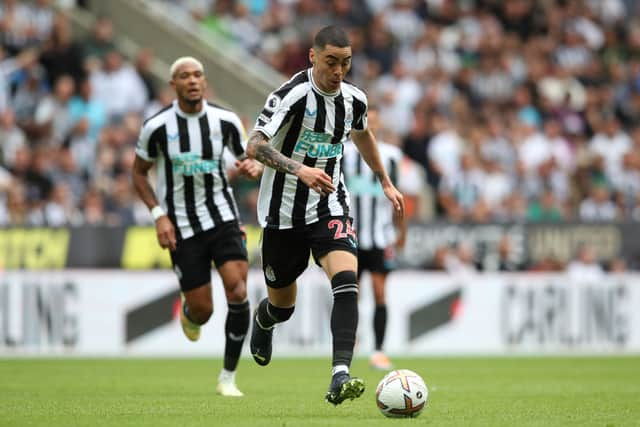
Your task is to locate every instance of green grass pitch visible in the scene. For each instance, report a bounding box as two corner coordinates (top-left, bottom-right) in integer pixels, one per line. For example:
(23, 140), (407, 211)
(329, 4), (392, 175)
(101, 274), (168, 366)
(1, 356), (638, 426)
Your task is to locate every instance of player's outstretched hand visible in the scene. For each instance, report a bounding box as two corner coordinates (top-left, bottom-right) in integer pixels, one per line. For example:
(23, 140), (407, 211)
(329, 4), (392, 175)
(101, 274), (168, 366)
(235, 158), (263, 180)
(297, 165), (336, 197)
(155, 216), (177, 251)
(383, 183), (405, 217)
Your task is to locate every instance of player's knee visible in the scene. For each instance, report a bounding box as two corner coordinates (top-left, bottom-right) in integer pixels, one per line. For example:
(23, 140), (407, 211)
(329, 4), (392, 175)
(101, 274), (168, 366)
(331, 270), (358, 297)
(189, 299), (213, 324)
(224, 280), (247, 303)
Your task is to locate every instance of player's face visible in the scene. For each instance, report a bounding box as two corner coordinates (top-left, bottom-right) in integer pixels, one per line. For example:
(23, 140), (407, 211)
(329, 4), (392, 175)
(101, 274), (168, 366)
(310, 44), (352, 93)
(171, 62), (207, 105)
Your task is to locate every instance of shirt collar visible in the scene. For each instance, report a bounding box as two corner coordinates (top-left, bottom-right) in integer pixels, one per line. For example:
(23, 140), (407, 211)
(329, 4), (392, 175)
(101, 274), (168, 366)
(173, 99), (207, 118)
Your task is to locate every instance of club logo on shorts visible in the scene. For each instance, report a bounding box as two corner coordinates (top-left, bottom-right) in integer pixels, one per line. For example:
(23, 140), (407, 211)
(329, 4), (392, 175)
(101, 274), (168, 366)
(265, 265), (276, 282)
(174, 265), (183, 280)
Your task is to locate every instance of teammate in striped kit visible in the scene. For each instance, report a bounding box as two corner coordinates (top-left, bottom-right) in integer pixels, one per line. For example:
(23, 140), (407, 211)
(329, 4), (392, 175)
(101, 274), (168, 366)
(245, 26), (404, 405)
(131, 57), (262, 397)
(342, 106), (407, 371)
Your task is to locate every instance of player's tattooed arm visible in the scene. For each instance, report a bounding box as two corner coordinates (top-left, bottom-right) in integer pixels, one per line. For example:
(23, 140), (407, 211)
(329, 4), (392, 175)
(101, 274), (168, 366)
(246, 130), (335, 195)
(246, 130), (301, 175)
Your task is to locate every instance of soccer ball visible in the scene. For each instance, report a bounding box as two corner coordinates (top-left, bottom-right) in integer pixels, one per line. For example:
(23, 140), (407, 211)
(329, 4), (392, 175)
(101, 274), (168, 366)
(375, 369), (428, 418)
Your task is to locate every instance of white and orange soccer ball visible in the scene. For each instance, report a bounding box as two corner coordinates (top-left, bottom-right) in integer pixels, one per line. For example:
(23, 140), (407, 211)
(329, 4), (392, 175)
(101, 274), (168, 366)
(375, 369), (428, 418)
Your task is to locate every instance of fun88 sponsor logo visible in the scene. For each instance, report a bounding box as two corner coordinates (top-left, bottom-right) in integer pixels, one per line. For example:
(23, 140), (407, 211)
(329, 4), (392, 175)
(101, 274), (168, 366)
(294, 129), (341, 159)
(172, 153), (220, 175)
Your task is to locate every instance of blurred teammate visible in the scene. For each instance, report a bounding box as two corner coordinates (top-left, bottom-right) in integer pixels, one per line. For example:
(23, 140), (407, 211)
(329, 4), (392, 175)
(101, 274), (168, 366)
(131, 56), (262, 397)
(342, 106), (406, 370)
(245, 26), (404, 405)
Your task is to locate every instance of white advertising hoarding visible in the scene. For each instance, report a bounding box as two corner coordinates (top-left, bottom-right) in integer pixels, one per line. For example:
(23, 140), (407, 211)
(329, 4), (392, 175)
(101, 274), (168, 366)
(1, 269), (639, 356)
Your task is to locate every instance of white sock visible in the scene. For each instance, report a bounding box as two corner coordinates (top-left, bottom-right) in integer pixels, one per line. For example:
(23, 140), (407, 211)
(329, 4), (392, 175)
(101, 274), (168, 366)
(218, 369), (235, 383)
(332, 365), (349, 376)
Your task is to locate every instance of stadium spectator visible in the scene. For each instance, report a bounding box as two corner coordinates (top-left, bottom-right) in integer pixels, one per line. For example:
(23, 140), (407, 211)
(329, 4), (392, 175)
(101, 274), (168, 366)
(11, 63), (48, 130)
(589, 113), (632, 185)
(29, 0), (55, 44)
(81, 15), (115, 64)
(479, 155), (512, 220)
(0, 107), (26, 168)
(51, 146), (86, 207)
(80, 186), (106, 225)
(0, 0), (37, 54)
(526, 188), (565, 222)
(579, 184), (620, 221)
(43, 181), (79, 226)
(67, 77), (106, 172)
(0, 45), (38, 112)
(38, 13), (85, 87)
(442, 241), (478, 277)
(133, 48), (157, 103)
(566, 244), (605, 282)
(32, 73), (75, 145)
(438, 151), (487, 222)
(89, 49), (148, 121)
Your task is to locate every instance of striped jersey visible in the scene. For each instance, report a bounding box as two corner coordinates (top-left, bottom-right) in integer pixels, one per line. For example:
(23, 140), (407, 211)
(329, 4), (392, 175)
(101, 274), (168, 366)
(253, 68), (368, 229)
(135, 100), (247, 240)
(342, 140), (402, 250)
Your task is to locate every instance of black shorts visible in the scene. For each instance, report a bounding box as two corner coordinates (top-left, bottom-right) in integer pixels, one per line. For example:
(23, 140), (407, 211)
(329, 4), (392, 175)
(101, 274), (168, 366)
(357, 247), (397, 276)
(170, 221), (248, 291)
(261, 216), (358, 288)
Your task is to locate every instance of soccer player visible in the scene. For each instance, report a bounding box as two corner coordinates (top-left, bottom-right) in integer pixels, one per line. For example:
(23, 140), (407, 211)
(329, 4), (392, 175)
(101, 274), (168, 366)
(342, 106), (407, 370)
(245, 26), (404, 405)
(131, 57), (262, 397)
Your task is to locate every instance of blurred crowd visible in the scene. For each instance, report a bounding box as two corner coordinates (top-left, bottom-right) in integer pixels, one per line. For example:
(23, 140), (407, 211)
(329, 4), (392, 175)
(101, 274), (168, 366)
(3, 0), (640, 232)
(0, 0), (176, 227)
(162, 0), (640, 224)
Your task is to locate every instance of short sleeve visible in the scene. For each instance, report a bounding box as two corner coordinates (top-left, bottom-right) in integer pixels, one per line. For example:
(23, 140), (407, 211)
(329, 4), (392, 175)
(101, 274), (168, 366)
(221, 112), (248, 160)
(135, 122), (158, 162)
(254, 85), (307, 141)
(352, 94), (368, 131)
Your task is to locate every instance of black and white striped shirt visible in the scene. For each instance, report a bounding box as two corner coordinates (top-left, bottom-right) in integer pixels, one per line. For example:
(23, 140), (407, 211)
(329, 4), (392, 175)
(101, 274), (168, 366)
(136, 100), (247, 240)
(342, 140), (401, 250)
(254, 68), (368, 229)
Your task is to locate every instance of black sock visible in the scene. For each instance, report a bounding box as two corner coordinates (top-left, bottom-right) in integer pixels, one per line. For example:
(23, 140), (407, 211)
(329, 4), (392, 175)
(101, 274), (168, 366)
(256, 298), (294, 329)
(224, 300), (250, 371)
(330, 271), (359, 367)
(373, 304), (387, 351)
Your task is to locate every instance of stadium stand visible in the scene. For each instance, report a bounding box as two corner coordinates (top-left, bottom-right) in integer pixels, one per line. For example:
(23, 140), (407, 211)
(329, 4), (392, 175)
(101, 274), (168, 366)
(2, 0), (640, 270)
